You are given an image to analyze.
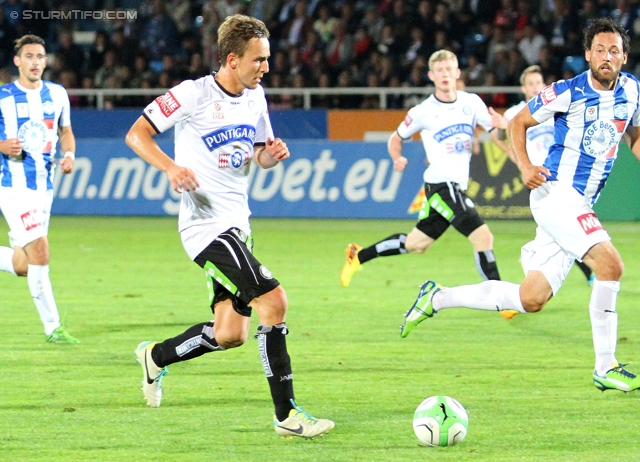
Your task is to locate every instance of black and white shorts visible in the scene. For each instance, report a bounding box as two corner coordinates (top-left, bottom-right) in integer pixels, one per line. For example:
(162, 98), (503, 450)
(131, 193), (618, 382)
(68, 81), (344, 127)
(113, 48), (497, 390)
(415, 182), (485, 240)
(194, 228), (280, 317)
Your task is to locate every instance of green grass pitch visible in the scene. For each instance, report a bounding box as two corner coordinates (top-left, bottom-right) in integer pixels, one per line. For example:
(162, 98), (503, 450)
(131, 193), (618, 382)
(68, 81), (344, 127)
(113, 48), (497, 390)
(1, 217), (639, 461)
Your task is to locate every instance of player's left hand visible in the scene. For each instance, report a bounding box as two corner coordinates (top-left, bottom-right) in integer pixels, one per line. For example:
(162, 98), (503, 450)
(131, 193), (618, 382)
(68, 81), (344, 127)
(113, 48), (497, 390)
(265, 137), (289, 161)
(59, 156), (74, 174)
(489, 107), (508, 130)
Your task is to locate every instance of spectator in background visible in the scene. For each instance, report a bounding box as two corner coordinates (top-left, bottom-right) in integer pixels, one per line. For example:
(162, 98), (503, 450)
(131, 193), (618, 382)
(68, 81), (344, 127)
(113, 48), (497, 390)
(546, 0), (578, 55)
(465, 53), (486, 86)
(58, 70), (81, 108)
(311, 72), (332, 108)
(131, 54), (158, 88)
(578, 0), (601, 32)
(87, 31), (110, 76)
(282, 0), (313, 48)
(0, 9), (17, 68)
(94, 50), (119, 88)
(140, 0), (181, 61)
(536, 44), (561, 83)
(377, 24), (402, 60)
(402, 27), (429, 71)
(313, 4), (337, 45)
(56, 32), (84, 83)
(80, 76), (96, 108)
(361, 73), (381, 109)
(361, 6), (384, 45)
(111, 28), (137, 69)
(187, 53), (207, 79)
(326, 20), (353, 70)
(519, 24), (547, 65)
(169, 0), (193, 34)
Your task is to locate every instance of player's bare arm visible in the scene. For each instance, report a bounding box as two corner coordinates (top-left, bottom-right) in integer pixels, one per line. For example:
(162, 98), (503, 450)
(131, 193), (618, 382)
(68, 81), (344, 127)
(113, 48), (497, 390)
(58, 124), (76, 174)
(254, 137), (289, 169)
(0, 138), (22, 156)
(623, 126), (640, 161)
(126, 116), (199, 192)
(507, 105), (550, 189)
(388, 131), (407, 172)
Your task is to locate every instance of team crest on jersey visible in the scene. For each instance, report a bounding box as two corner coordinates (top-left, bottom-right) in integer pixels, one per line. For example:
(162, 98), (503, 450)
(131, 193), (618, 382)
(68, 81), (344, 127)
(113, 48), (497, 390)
(155, 91), (181, 117)
(613, 103), (628, 119)
(540, 85), (557, 105)
(577, 213), (602, 235)
(582, 119), (623, 158)
(219, 147), (249, 172)
(18, 119), (49, 153)
(585, 106), (598, 122)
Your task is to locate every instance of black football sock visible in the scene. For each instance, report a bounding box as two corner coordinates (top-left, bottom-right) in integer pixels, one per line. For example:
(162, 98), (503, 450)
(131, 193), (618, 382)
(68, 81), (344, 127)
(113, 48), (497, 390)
(575, 260), (593, 280)
(475, 250), (501, 281)
(151, 321), (223, 367)
(256, 323), (295, 422)
(357, 233), (407, 263)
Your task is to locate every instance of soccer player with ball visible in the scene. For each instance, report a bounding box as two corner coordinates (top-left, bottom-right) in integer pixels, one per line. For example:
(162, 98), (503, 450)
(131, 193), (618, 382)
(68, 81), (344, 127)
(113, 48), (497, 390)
(402, 17), (640, 393)
(126, 14), (333, 438)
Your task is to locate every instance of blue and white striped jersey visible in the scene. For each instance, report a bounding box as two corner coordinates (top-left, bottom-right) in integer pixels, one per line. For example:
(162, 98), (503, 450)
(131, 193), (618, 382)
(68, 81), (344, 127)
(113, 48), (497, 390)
(528, 70), (640, 204)
(0, 80), (71, 191)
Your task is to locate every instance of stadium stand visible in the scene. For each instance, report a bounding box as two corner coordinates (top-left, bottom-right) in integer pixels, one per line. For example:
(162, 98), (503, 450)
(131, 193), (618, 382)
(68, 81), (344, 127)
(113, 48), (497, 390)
(2, 0), (639, 109)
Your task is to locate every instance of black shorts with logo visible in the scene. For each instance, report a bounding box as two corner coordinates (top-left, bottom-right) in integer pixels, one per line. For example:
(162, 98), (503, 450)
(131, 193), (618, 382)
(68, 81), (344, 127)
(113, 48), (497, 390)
(194, 228), (280, 317)
(415, 182), (485, 240)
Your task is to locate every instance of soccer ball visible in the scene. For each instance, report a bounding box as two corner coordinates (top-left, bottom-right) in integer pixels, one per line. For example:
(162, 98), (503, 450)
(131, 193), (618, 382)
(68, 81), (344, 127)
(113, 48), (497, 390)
(412, 395), (468, 447)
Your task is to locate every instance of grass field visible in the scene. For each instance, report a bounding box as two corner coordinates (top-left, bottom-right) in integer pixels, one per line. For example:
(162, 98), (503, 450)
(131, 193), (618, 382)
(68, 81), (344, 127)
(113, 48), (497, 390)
(1, 217), (639, 461)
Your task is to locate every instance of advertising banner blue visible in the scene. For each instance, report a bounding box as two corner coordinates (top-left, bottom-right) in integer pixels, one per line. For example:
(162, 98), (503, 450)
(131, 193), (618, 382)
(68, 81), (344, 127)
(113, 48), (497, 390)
(52, 139), (427, 217)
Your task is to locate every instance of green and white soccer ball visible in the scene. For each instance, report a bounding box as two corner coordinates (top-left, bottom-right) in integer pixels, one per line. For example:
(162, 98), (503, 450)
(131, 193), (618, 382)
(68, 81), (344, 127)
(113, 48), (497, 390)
(412, 395), (468, 447)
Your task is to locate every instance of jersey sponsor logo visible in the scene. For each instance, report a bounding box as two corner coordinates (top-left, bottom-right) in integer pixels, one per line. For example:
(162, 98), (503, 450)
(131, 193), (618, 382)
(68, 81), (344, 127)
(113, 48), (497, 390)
(155, 91), (181, 117)
(433, 123), (474, 142)
(582, 119), (621, 158)
(585, 106), (598, 122)
(16, 102), (29, 118)
(614, 103), (628, 119)
(540, 85), (557, 105)
(577, 212), (603, 234)
(202, 124), (256, 151)
(219, 148), (249, 171)
(18, 119), (49, 153)
(403, 114), (412, 127)
(20, 209), (41, 231)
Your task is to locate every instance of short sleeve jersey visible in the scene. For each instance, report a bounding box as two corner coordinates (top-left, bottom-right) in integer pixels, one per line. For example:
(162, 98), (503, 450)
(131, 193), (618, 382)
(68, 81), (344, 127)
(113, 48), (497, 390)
(143, 75), (274, 259)
(504, 100), (555, 166)
(0, 80), (71, 191)
(528, 70), (640, 204)
(396, 91), (493, 190)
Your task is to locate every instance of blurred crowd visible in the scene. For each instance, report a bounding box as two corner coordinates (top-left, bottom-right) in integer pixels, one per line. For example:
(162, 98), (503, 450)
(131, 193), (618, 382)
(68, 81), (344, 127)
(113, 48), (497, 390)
(1, 0), (640, 109)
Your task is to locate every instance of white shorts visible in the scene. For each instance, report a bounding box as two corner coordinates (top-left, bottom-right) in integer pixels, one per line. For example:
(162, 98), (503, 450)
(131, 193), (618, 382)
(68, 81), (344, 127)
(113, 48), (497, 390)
(521, 181), (610, 295)
(0, 187), (53, 248)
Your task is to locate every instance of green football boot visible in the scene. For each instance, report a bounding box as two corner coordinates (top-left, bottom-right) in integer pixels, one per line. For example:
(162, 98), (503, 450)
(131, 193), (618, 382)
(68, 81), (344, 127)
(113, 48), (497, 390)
(401, 280), (442, 338)
(593, 363), (640, 392)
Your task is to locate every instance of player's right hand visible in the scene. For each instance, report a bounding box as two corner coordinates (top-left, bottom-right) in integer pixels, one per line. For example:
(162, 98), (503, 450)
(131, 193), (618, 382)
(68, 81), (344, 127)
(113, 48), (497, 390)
(521, 164), (550, 189)
(0, 138), (22, 156)
(393, 156), (408, 172)
(167, 164), (199, 193)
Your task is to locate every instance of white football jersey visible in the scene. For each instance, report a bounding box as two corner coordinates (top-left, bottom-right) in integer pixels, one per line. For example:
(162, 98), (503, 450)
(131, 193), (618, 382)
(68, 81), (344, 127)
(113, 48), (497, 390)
(0, 80), (70, 191)
(396, 91), (494, 190)
(529, 70), (640, 204)
(143, 75), (274, 259)
(504, 100), (555, 166)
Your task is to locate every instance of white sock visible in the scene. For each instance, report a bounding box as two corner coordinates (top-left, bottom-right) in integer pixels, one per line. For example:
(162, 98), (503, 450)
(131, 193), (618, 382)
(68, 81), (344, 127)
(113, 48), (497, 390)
(0, 246), (16, 275)
(27, 264), (60, 335)
(433, 280), (526, 313)
(589, 279), (619, 376)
